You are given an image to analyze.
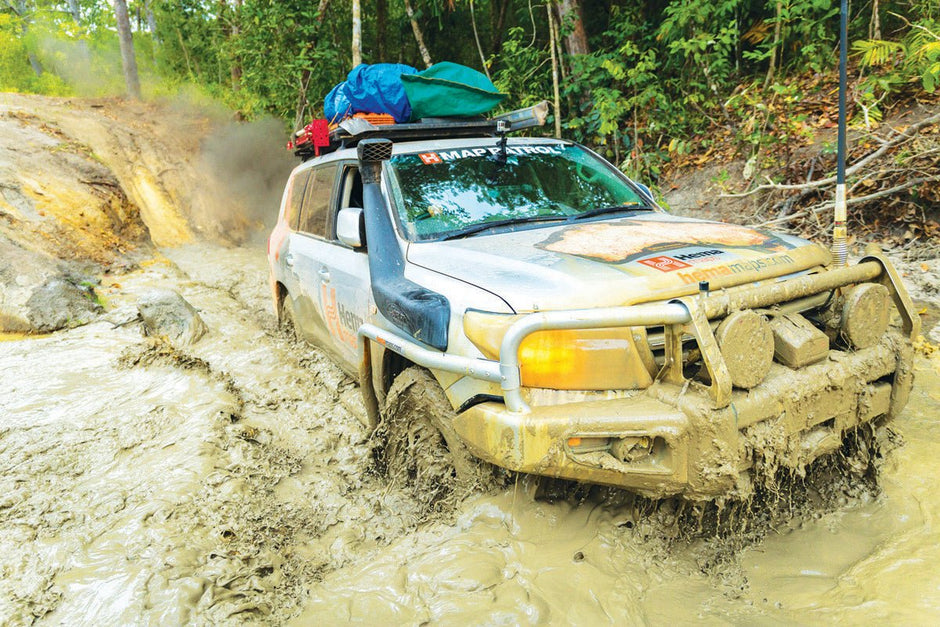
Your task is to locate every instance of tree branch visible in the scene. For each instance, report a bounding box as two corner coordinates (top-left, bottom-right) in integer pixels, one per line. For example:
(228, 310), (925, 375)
(722, 112), (940, 198)
(750, 176), (936, 228)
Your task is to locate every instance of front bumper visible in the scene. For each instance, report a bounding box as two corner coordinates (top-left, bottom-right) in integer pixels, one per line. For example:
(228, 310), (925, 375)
(359, 252), (919, 499)
(453, 330), (914, 499)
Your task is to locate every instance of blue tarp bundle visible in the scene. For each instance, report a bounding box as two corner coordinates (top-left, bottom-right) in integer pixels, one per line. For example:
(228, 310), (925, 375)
(324, 63), (418, 123)
(323, 62), (508, 123)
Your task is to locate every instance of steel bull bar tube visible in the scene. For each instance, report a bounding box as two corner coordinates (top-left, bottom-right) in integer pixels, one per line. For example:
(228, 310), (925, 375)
(358, 323), (503, 383)
(499, 303), (692, 413)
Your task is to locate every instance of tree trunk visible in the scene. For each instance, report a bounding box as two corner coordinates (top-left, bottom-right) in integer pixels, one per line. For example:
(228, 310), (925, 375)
(490, 0), (509, 55)
(376, 0), (387, 62)
(229, 0), (241, 90)
(555, 0), (589, 57)
(145, 0), (159, 43)
(351, 0), (362, 67)
(11, 1), (43, 76)
(547, 5), (562, 138)
(113, 0), (142, 99)
(66, 0), (81, 24)
(764, 1), (783, 88)
(404, 0), (432, 68)
(66, 0), (92, 62)
(469, 0), (490, 79)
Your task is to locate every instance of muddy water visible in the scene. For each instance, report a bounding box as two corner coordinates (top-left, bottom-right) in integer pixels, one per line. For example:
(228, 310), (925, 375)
(296, 354), (940, 624)
(1, 245), (938, 624)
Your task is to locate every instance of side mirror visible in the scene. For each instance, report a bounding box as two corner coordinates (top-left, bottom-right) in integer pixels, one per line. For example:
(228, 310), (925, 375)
(337, 207), (366, 249)
(633, 182), (656, 205)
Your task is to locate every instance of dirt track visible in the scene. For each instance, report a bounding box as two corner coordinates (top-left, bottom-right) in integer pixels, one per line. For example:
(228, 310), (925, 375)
(1, 94), (939, 624)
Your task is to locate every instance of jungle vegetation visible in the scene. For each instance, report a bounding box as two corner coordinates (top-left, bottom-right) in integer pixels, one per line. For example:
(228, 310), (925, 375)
(1, 1), (938, 186)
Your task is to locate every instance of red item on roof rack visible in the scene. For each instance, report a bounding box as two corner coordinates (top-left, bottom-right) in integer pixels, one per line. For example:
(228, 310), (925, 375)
(287, 119), (330, 158)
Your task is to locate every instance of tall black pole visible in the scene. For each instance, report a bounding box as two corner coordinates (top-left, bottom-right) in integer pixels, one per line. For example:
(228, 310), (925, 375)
(834, 0), (848, 266)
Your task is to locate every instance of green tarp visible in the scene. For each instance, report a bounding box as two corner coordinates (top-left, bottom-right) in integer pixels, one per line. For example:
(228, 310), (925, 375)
(401, 62), (507, 120)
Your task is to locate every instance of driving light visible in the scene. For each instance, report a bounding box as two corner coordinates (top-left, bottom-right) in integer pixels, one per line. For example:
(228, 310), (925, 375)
(715, 310), (774, 389)
(463, 310), (654, 390)
(841, 283), (890, 349)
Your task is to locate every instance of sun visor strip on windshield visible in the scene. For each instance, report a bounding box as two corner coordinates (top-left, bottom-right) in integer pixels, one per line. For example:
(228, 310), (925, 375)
(359, 141), (450, 351)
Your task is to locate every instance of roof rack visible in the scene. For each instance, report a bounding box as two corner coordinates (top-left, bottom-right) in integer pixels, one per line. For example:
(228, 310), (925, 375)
(292, 101), (549, 161)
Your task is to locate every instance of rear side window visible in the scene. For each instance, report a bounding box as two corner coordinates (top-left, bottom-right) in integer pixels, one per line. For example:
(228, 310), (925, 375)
(284, 171), (310, 231)
(298, 164), (338, 237)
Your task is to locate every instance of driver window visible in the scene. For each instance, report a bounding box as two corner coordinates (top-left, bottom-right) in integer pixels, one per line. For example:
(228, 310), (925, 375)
(333, 165), (364, 245)
(339, 166), (363, 210)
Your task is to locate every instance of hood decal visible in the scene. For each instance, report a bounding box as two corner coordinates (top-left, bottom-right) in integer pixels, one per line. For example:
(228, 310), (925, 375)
(536, 220), (791, 264)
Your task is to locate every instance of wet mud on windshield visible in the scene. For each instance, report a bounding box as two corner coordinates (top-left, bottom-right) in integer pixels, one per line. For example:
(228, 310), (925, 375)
(1, 245), (938, 624)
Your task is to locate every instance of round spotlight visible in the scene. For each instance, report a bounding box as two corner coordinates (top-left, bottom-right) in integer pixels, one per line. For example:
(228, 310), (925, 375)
(842, 283), (890, 349)
(716, 310), (774, 389)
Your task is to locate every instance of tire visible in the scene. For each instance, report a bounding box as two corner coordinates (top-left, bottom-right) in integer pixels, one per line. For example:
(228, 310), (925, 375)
(376, 366), (498, 511)
(279, 294), (300, 341)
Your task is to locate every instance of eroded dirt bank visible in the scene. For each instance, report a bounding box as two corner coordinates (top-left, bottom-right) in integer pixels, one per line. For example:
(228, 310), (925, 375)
(1, 93), (939, 624)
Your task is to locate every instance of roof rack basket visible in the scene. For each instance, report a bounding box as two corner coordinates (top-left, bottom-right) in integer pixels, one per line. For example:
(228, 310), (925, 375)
(292, 101), (549, 161)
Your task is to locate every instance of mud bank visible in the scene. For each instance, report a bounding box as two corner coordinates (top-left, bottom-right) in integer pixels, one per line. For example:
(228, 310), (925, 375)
(0, 93), (292, 334)
(1, 244), (938, 624)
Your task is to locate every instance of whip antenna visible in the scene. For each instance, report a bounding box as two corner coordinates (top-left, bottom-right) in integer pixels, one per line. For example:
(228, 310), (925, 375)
(833, 0), (849, 266)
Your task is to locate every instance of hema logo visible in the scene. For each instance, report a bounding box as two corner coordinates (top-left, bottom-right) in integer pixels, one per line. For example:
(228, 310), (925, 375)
(672, 249), (724, 262)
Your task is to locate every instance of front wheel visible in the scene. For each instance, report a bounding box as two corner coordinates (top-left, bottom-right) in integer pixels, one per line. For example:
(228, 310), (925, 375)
(376, 367), (498, 512)
(279, 293), (300, 342)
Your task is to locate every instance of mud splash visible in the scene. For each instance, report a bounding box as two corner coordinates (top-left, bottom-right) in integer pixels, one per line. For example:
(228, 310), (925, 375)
(296, 354), (940, 624)
(1, 245), (938, 624)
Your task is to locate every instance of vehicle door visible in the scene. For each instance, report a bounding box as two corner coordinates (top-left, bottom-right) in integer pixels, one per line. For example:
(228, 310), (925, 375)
(277, 169), (310, 314)
(287, 163), (340, 350)
(319, 163), (373, 368)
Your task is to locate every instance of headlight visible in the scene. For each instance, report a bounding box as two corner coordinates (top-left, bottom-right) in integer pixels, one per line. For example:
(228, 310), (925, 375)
(715, 310), (774, 389)
(463, 310), (654, 390)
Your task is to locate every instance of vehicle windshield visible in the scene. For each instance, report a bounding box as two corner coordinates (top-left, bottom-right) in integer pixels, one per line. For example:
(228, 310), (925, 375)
(387, 143), (650, 241)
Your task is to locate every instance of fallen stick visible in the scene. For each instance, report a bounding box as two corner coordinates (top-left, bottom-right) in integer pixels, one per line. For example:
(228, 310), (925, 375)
(725, 111), (940, 198)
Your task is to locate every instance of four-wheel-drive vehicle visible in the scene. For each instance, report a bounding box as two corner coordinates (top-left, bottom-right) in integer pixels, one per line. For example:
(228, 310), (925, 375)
(268, 114), (919, 500)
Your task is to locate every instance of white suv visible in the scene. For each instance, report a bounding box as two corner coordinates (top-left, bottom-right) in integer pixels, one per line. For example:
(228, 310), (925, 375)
(268, 117), (918, 501)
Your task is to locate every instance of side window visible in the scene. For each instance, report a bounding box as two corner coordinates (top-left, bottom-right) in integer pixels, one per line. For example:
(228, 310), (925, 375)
(298, 164), (338, 237)
(285, 171), (310, 231)
(340, 166), (364, 210)
(334, 165), (364, 245)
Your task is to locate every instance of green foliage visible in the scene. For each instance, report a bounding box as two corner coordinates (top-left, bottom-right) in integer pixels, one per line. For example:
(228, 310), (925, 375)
(0, 13), (70, 95)
(491, 26), (552, 110)
(0, 0), (937, 177)
(853, 18), (940, 126)
(907, 21), (940, 92)
(756, 0), (839, 73)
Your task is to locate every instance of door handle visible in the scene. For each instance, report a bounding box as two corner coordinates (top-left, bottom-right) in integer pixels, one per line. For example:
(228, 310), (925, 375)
(284, 253), (295, 268)
(318, 267), (331, 283)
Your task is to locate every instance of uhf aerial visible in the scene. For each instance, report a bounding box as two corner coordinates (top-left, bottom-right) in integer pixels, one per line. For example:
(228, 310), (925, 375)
(833, 0), (849, 266)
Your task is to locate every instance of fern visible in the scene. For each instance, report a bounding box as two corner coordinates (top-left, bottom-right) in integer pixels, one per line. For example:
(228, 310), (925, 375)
(906, 22), (940, 92)
(853, 39), (904, 67)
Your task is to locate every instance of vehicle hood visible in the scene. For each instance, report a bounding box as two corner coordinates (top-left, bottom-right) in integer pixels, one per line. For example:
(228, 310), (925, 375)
(405, 213), (829, 312)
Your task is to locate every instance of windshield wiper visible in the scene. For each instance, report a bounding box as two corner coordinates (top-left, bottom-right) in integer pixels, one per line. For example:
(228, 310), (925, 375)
(568, 204), (654, 221)
(440, 215), (569, 241)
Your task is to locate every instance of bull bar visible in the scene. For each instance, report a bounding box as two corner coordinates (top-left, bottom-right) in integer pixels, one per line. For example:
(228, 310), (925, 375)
(358, 253), (918, 414)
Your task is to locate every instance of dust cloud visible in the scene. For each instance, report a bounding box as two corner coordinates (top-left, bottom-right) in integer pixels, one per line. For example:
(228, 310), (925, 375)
(37, 37), (126, 97)
(189, 119), (296, 245)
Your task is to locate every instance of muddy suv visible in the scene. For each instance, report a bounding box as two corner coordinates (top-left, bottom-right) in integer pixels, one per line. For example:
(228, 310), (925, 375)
(268, 117), (918, 500)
